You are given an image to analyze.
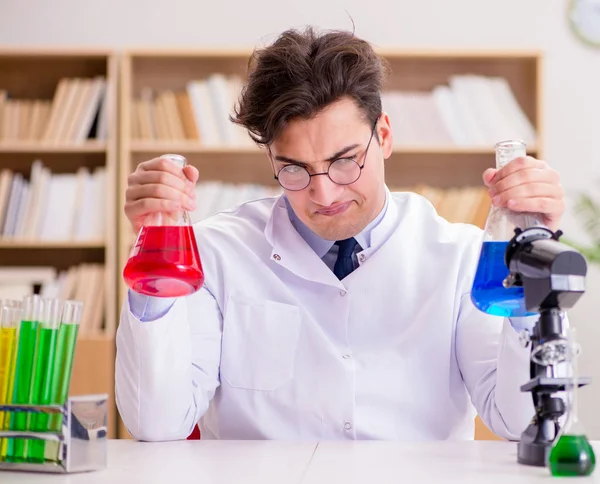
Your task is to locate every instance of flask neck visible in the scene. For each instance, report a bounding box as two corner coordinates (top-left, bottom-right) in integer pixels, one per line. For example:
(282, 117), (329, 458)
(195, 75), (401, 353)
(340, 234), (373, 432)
(140, 153), (192, 228)
(563, 329), (584, 435)
(142, 210), (191, 227)
(495, 140), (526, 169)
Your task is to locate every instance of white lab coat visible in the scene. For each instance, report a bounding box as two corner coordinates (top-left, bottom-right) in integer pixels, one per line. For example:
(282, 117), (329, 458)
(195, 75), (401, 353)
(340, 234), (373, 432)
(115, 191), (535, 442)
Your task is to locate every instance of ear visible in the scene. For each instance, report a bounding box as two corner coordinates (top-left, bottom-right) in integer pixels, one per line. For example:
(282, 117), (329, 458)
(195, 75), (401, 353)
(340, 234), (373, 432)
(377, 111), (394, 159)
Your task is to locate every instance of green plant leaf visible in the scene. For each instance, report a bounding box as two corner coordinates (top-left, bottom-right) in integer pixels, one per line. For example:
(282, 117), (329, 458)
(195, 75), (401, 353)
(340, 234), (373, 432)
(574, 192), (600, 245)
(562, 238), (600, 265)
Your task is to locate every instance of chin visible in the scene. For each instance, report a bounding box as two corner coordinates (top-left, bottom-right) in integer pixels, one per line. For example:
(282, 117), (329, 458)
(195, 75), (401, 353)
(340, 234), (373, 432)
(310, 219), (363, 242)
(304, 204), (369, 240)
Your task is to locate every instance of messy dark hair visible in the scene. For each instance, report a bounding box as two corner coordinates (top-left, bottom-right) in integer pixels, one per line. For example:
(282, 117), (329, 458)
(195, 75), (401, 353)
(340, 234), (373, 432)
(231, 26), (389, 146)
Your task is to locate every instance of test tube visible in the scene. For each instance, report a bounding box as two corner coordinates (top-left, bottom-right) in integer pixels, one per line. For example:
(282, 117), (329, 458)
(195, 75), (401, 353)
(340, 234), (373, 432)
(0, 304), (21, 461)
(8, 295), (43, 462)
(46, 300), (82, 462)
(52, 300), (82, 406)
(0, 305), (20, 414)
(27, 298), (63, 463)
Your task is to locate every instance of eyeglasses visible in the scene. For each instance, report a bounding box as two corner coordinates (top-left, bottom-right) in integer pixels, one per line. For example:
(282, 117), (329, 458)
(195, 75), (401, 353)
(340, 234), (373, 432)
(269, 119), (378, 191)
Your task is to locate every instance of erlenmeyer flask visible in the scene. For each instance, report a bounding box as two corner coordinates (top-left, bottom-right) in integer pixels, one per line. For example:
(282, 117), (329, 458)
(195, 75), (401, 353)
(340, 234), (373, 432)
(123, 154), (205, 298)
(471, 140), (544, 317)
(548, 328), (596, 477)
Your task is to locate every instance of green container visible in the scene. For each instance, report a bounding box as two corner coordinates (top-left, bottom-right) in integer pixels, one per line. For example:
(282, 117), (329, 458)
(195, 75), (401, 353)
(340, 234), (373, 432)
(2, 297), (82, 464)
(8, 295), (43, 462)
(548, 328), (596, 477)
(549, 434), (596, 476)
(45, 300), (82, 462)
(27, 298), (62, 463)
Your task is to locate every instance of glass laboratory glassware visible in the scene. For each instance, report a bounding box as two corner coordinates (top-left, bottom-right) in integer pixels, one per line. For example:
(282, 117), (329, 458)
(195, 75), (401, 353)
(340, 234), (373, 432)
(123, 154), (205, 298)
(471, 140), (545, 317)
(0, 304), (21, 461)
(548, 328), (596, 477)
(7, 295), (43, 462)
(45, 300), (82, 463)
(27, 298), (62, 463)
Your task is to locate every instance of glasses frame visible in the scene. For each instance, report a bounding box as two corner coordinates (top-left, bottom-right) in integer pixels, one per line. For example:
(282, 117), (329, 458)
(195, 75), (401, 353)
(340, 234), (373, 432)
(268, 118), (379, 192)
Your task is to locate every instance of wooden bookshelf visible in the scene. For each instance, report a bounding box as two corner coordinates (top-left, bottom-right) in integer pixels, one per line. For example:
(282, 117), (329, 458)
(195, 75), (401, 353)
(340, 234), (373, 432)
(118, 48), (543, 439)
(0, 49), (118, 437)
(0, 240), (105, 249)
(0, 141), (107, 153)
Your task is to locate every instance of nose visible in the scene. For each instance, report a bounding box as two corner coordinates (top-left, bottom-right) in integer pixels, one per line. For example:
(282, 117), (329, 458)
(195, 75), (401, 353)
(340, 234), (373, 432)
(309, 173), (345, 207)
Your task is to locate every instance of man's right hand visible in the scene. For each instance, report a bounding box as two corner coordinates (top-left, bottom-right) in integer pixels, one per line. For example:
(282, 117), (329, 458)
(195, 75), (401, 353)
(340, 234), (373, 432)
(125, 156), (199, 233)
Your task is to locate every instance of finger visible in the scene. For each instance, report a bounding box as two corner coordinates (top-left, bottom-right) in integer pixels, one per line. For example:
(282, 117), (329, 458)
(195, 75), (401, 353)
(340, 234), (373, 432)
(490, 167), (560, 195)
(138, 156), (192, 181)
(491, 182), (563, 206)
(482, 168), (497, 187)
(504, 197), (565, 216)
(128, 170), (196, 197)
(183, 165), (200, 185)
(492, 156), (547, 183)
(126, 184), (196, 210)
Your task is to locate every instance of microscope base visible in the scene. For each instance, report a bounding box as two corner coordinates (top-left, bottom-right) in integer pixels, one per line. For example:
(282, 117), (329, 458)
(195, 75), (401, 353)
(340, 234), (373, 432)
(518, 438), (549, 467)
(517, 376), (591, 467)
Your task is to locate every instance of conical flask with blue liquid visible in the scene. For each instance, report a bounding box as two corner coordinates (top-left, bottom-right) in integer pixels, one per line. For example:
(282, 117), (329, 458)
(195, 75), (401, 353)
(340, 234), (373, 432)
(471, 140), (545, 318)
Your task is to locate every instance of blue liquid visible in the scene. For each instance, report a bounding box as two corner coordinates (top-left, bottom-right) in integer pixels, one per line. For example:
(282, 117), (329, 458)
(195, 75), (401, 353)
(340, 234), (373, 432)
(471, 241), (537, 317)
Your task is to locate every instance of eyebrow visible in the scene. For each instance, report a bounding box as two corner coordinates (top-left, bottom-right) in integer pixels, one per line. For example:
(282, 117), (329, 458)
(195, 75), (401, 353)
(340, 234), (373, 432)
(273, 143), (361, 166)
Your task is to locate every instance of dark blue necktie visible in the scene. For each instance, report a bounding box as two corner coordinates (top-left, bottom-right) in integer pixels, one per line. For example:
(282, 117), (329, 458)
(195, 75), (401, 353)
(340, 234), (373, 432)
(333, 238), (359, 280)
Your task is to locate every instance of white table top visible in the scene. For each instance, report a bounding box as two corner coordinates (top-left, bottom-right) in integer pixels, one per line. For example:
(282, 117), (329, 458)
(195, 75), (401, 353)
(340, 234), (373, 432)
(303, 440), (600, 483)
(1, 439), (599, 483)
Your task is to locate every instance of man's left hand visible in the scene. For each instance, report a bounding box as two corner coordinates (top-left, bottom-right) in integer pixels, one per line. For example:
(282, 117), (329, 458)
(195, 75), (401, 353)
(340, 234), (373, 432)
(483, 156), (565, 232)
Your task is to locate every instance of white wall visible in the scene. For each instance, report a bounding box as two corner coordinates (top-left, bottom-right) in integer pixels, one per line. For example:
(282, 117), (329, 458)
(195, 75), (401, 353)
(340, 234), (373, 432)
(1, 0), (599, 437)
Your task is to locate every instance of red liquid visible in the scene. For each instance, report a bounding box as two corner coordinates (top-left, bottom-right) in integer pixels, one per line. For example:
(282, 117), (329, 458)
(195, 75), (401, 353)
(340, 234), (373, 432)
(123, 226), (204, 298)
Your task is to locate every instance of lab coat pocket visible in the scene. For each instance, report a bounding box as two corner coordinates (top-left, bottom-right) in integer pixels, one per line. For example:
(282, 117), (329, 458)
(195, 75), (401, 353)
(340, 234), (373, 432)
(221, 297), (301, 391)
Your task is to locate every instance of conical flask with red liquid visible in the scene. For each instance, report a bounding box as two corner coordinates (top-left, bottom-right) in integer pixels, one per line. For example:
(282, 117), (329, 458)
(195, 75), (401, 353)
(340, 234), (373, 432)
(471, 140), (544, 318)
(123, 154), (204, 298)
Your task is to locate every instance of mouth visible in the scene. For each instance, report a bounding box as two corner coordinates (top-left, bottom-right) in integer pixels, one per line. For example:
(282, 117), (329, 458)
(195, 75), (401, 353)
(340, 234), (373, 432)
(315, 201), (353, 216)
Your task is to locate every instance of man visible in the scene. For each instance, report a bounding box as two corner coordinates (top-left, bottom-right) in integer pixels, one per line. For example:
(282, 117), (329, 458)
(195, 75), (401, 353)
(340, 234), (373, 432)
(116, 27), (565, 442)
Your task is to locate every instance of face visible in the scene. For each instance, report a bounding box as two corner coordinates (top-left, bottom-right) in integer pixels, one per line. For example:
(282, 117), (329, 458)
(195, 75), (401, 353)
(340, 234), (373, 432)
(268, 97), (394, 241)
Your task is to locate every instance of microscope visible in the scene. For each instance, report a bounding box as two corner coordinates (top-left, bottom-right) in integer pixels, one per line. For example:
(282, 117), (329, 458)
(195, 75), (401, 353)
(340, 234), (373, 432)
(502, 226), (589, 467)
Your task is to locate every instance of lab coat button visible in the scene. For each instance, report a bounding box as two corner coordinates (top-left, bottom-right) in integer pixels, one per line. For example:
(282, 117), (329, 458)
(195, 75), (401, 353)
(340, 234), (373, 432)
(342, 354), (351, 359)
(340, 290), (347, 296)
(273, 254), (281, 261)
(344, 422), (352, 430)
(358, 254), (366, 263)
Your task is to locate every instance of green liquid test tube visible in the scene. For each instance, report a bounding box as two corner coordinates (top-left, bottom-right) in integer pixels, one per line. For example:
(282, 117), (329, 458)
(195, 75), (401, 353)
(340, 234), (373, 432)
(0, 304), (21, 461)
(7, 295), (43, 462)
(46, 300), (82, 462)
(27, 298), (63, 463)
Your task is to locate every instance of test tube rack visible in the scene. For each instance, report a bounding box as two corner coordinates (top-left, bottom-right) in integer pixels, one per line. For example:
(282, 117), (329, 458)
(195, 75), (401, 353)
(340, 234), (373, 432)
(0, 394), (108, 474)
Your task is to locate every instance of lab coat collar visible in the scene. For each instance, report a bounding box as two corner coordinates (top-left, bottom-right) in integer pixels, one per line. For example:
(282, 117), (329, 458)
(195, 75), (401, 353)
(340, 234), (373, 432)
(282, 196), (334, 258)
(265, 196), (342, 287)
(282, 188), (391, 258)
(264, 186), (399, 287)
(368, 186), (398, 255)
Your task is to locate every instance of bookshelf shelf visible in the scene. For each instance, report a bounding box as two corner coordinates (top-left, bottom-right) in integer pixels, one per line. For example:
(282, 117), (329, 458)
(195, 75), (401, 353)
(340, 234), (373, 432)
(130, 141), (261, 154)
(0, 239), (105, 249)
(130, 142), (538, 156)
(0, 49), (118, 438)
(0, 141), (107, 153)
(393, 145), (538, 155)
